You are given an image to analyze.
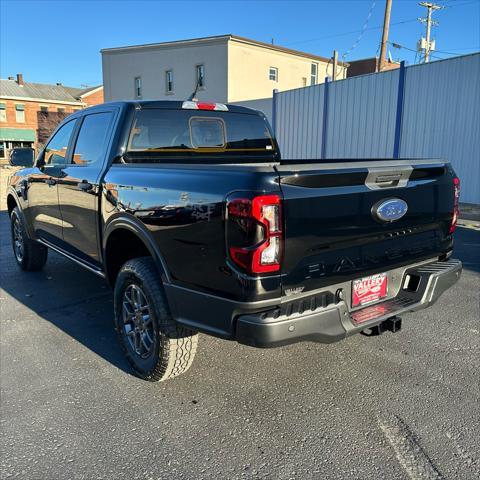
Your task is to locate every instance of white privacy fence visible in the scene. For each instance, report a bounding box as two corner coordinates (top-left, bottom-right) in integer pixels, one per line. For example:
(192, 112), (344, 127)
(239, 53), (480, 204)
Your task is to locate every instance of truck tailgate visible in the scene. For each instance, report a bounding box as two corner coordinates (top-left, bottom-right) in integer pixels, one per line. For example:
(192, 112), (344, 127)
(276, 159), (456, 295)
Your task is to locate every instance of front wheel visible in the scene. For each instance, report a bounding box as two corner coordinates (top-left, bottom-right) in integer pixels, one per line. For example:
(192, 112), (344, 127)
(10, 207), (48, 271)
(113, 257), (198, 382)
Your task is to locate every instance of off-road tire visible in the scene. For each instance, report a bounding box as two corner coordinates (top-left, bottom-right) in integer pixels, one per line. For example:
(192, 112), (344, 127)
(10, 207), (48, 271)
(114, 257), (198, 382)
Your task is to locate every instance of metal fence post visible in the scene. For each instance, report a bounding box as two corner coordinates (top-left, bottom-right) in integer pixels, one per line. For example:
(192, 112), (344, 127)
(271, 89), (278, 136)
(321, 77), (330, 159)
(393, 61), (406, 159)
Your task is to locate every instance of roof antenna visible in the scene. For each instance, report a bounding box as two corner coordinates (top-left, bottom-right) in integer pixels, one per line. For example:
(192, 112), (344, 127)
(188, 77), (201, 101)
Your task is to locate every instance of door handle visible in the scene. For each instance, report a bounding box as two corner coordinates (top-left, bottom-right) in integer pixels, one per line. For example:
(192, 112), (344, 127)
(46, 177), (57, 186)
(78, 180), (93, 192)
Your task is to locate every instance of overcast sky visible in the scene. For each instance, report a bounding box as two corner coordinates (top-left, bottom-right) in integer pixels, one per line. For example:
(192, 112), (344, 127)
(1, 0), (479, 87)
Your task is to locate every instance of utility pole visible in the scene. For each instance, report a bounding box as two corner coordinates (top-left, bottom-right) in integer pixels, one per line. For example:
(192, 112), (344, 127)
(332, 50), (338, 81)
(379, 0), (393, 72)
(418, 2), (441, 63)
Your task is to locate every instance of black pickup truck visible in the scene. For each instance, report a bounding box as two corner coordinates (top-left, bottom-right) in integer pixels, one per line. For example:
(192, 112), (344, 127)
(7, 100), (462, 382)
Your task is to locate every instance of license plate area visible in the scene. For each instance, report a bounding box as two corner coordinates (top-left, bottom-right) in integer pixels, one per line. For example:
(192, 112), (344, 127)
(352, 273), (388, 307)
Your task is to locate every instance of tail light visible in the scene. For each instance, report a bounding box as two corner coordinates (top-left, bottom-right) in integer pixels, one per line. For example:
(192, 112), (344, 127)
(449, 177), (460, 234)
(227, 194), (282, 274)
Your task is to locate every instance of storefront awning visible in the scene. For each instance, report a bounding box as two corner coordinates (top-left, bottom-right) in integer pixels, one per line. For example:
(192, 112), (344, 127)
(0, 128), (35, 142)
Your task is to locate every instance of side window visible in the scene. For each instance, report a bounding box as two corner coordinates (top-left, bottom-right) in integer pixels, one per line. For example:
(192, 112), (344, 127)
(44, 119), (76, 165)
(71, 112), (113, 165)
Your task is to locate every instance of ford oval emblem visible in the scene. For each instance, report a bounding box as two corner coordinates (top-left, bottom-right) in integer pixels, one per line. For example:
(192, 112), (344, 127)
(372, 198), (408, 223)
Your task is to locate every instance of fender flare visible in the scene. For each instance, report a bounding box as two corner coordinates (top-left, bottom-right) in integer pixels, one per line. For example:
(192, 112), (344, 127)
(103, 214), (171, 284)
(6, 186), (21, 214)
(6, 187), (36, 240)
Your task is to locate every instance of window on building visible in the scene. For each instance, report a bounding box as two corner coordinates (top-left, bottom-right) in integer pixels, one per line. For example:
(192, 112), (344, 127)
(0, 141), (5, 159)
(43, 119), (76, 165)
(58, 107), (65, 113)
(269, 67), (278, 82)
(302, 77), (307, 87)
(40, 106), (49, 112)
(311, 63), (318, 85)
(0, 103), (6, 122)
(196, 65), (205, 88)
(165, 70), (174, 93)
(71, 112), (113, 165)
(15, 104), (25, 123)
(134, 76), (142, 98)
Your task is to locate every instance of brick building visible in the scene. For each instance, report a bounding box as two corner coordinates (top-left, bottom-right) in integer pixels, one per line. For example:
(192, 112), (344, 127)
(346, 57), (400, 78)
(0, 74), (103, 163)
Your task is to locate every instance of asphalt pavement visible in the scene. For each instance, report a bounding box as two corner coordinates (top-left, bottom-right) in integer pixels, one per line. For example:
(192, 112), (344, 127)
(1, 210), (479, 480)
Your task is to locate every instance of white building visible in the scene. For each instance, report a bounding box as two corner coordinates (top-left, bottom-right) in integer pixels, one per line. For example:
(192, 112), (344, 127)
(101, 34), (346, 104)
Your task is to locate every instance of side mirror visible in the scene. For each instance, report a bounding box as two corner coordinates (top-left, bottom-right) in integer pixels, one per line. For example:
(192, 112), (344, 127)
(9, 147), (35, 167)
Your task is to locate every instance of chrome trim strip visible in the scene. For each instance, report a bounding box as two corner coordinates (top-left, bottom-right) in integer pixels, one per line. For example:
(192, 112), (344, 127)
(37, 239), (106, 278)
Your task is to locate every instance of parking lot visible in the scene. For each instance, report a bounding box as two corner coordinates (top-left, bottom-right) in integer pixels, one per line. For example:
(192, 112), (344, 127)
(1, 209), (479, 479)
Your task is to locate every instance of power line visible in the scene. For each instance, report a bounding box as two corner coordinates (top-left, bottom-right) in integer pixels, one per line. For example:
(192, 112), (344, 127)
(435, 46), (480, 54)
(342, 0), (377, 60)
(433, 0), (479, 8)
(389, 41), (478, 58)
(281, 0), (479, 59)
(439, 0), (480, 9)
(284, 18), (418, 48)
(282, 0), (479, 49)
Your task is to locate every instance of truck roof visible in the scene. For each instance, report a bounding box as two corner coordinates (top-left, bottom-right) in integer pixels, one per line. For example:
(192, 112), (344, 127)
(82, 100), (262, 115)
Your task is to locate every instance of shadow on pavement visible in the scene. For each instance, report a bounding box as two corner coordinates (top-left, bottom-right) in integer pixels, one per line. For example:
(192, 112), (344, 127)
(0, 211), (131, 376)
(0, 210), (479, 376)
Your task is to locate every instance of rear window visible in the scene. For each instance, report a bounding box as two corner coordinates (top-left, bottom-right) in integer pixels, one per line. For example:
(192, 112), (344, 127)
(125, 109), (276, 163)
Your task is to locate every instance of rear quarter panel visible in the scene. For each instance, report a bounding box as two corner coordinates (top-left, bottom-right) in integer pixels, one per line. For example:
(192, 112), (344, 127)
(102, 164), (282, 302)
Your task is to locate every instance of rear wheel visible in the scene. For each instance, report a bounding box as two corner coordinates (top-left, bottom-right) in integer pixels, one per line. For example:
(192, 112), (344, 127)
(10, 207), (48, 271)
(113, 257), (198, 382)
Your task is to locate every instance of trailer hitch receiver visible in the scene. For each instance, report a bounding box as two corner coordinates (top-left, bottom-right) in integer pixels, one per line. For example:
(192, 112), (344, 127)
(361, 316), (402, 336)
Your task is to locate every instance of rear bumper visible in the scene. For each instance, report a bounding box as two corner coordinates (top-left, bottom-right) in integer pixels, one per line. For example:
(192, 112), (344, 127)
(165, 258), (462, 348)
(235, 259), (462, 347)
